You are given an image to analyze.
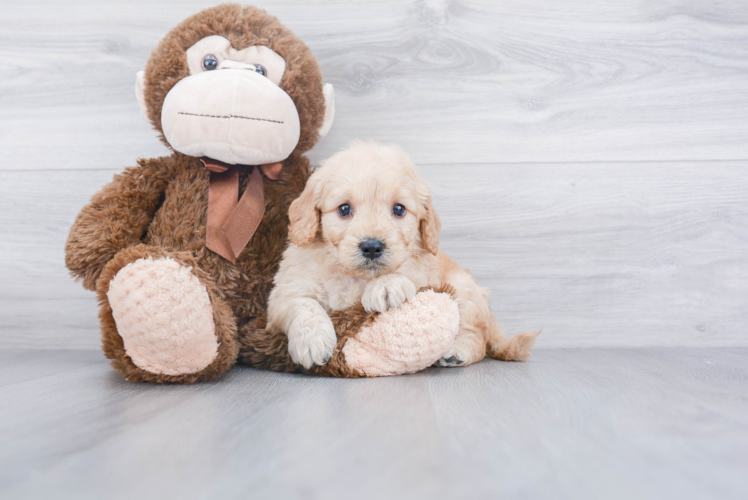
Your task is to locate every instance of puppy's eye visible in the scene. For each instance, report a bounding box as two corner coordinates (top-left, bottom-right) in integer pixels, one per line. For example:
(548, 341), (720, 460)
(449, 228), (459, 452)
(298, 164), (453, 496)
(202, 54), (219, 71)
(337, 204), (352, 217)
(393, 203), (406, 217)
(254, 64), (267, 76)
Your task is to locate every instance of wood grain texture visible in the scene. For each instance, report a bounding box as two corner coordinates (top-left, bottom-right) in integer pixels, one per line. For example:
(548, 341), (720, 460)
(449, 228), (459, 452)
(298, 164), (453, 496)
(2, 162), (747, 348)
(0, 347), (746, 499)
(0, 0), (747, 169)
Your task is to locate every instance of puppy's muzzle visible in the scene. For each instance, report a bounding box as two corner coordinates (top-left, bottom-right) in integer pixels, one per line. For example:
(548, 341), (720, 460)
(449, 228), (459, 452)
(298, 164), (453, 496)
(359, 238), (385, 260)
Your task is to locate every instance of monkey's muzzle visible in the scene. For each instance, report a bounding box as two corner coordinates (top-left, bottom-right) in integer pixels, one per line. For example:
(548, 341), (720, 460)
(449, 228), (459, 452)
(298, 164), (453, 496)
(161, 69), (301, 166)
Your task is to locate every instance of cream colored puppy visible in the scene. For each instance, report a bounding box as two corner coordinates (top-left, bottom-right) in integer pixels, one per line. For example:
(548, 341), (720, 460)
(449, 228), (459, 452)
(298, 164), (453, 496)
(267, 141), (538, 369)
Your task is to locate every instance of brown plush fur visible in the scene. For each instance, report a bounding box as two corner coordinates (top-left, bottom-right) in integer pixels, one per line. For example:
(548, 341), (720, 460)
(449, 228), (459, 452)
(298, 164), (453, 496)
(65, 5), (338, 382)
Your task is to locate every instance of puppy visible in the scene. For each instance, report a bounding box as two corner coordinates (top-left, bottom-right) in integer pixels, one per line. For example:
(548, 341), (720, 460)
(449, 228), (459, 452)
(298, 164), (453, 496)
(267, 141), (539, 369)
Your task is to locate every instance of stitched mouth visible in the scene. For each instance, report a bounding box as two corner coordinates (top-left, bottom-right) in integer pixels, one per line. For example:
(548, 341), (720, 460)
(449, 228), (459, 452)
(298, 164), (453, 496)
(178, 112), (283, 124)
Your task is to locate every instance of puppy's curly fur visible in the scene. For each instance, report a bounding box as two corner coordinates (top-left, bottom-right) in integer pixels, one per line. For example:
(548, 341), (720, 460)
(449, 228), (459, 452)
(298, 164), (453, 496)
(267, 142), (539, 369)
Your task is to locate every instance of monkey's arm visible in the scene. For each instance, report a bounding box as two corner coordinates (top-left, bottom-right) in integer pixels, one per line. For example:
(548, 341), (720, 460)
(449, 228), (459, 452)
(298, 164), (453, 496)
(65, 158), (172, 290)
(239, 286), (460, 378)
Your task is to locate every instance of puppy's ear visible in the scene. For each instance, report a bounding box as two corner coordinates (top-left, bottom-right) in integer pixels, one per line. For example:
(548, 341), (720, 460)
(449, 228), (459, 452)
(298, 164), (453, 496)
(288, 174), (320, 246)
(420, 194), (441, 255)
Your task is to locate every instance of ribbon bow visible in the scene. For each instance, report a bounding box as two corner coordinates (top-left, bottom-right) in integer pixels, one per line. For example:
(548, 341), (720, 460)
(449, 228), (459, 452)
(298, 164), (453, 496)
(201, 157), (283, 263)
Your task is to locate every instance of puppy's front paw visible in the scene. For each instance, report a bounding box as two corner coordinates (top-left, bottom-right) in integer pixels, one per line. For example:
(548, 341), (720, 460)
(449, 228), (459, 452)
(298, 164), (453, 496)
(362, 274), (417, 313)
(287, 313), (337, 369)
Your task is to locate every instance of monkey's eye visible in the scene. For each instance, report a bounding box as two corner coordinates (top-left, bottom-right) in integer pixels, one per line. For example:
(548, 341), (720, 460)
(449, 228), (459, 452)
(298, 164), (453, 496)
(337, 204), (352, 217)
(254, 64), (267, 77)
(202, 54), (219, 71)
(393, 204), (406, 217)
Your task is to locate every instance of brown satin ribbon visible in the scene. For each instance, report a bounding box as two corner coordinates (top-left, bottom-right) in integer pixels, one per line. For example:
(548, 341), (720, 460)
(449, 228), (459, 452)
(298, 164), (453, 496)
(201, 157), (283, 263)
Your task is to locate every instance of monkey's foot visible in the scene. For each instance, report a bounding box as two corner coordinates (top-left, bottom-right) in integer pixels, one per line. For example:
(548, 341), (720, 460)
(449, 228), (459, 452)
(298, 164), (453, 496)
(107, 257), (218, 376)
(341, 289), (459, 376)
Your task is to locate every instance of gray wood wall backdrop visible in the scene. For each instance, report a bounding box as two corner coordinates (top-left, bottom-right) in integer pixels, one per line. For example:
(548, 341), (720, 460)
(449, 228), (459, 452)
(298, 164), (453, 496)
(1, 0), (747, 349)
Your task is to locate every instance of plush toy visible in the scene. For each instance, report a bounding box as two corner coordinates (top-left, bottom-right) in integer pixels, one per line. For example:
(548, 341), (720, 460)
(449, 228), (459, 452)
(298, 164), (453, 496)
(65, 4), (460, 383)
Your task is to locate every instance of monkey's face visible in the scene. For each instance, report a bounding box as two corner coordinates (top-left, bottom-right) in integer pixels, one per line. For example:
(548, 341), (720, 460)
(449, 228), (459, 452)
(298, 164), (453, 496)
(137, 5), (334, 165)
(159, 35), (300, 165)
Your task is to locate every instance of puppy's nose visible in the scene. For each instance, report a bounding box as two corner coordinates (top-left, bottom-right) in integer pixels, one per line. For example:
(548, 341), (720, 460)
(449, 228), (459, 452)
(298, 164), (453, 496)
(359, 239), (385, 260)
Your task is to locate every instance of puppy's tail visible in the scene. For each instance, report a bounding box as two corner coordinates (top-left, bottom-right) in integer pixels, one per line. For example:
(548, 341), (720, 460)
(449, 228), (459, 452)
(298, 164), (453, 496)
(486, 323), (541, 362)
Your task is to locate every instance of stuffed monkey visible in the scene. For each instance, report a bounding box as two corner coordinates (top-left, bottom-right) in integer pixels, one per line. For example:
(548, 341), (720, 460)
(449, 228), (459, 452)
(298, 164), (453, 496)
(65, 4), (459, 383)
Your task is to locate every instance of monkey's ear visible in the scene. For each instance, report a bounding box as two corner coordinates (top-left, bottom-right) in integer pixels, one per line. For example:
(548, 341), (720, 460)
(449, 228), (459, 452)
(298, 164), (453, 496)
(288, 174), (321, 246)
(318, 83), (335, 137)
(135, 71), (149, 121)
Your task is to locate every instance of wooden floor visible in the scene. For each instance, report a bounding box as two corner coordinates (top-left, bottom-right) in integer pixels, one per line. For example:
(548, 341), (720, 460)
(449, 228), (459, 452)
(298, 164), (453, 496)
(1, 347), (746, 499)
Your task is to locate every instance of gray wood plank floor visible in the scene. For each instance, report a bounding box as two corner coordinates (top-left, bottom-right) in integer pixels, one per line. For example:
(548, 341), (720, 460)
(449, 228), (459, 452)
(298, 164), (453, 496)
(1, 348), (746, 499)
